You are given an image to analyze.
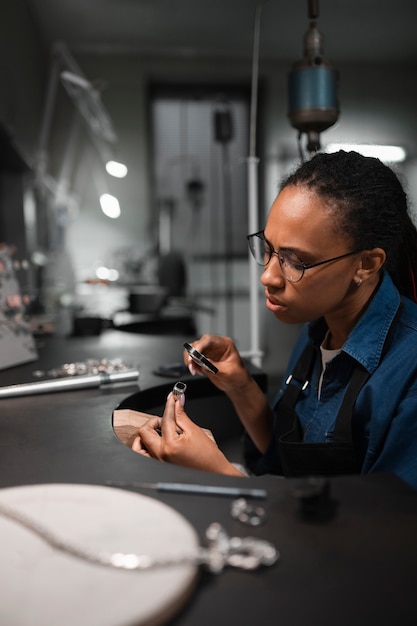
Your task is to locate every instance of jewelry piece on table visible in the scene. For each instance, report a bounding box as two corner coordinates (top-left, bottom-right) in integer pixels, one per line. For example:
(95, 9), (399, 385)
(173, 381), (187, 401)
(231, 498), (267, 526)
(202, 522), (278, 573)
(0, 502), (278, 574)
(33, 358), (135, 379)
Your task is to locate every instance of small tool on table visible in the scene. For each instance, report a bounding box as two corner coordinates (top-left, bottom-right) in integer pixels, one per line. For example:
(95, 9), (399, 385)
(106, 481), (268, 500)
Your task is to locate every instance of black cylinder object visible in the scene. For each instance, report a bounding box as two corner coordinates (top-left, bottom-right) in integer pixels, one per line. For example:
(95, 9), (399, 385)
(214, 109), (233, 143)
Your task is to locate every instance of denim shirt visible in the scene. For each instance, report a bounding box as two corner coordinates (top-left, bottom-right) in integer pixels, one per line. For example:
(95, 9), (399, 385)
(247, 272), (417, 491)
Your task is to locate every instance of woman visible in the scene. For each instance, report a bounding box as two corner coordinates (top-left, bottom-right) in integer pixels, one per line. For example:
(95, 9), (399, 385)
(134, 150), (417, 490)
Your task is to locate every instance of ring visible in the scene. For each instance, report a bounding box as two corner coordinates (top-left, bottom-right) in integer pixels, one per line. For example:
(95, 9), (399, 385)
(173, 381), (187, 399)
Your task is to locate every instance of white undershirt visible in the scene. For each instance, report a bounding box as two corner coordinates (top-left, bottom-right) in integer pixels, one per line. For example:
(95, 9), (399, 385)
(318, 332), (342, 399)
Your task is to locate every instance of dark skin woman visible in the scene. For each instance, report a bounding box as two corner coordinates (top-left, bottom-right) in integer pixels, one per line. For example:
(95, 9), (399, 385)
(134, 151), (417, 490)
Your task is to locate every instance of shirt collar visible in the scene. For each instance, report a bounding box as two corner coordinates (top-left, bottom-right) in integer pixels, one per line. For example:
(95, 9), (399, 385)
(308, 272), (401, 373)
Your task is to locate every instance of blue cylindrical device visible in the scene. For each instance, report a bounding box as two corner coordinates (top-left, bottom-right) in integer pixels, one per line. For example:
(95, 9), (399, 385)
(287, 14), (339, 153)
(288, 66), (338, 130)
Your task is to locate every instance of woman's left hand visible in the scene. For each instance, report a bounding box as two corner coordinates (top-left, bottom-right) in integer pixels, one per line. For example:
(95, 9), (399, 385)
(132, 393), (244, 476)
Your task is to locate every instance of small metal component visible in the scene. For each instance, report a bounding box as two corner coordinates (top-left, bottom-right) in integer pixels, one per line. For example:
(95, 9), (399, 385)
(172, 381), (187, 400)
(285, 374), (309, 391)
(231, 498), (267, 527)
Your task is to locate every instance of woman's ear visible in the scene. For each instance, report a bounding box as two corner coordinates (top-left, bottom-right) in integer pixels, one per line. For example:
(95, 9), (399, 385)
(356, 248), (386, 283)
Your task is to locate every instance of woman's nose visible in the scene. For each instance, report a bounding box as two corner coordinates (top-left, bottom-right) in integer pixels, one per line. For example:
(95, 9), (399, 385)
(260, 256), (285, 288)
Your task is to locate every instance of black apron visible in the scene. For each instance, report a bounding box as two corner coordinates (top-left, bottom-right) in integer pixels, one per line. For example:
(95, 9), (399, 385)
(276, 304), (402, 477)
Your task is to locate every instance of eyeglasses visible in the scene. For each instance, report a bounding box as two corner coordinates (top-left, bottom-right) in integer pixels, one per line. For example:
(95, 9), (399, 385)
(247, 230), (358, 283)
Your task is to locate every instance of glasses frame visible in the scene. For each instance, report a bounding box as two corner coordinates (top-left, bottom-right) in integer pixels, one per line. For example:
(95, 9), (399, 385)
(247, 230), (359, 283)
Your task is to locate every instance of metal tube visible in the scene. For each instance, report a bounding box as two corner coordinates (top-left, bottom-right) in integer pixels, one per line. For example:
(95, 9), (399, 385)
(0, 370), (139, 399)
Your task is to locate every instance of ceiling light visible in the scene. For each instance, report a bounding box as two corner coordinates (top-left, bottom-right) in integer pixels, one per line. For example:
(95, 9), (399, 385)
(95, 266), (119, 281)
(105, 160), (128, 178)
(99, 193), (121, 218)
(325, 143), (407, 163)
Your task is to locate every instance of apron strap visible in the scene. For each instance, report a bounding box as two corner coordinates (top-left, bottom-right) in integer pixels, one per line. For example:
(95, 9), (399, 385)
(276, 299), (403, 445)
(275, 341), (316, 440)
(333, 299), (404, 442)
(332, 364), (369, 443)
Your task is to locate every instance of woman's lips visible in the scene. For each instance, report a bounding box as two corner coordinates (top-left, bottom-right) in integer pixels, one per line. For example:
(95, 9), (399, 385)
(265, 295), (286, 313)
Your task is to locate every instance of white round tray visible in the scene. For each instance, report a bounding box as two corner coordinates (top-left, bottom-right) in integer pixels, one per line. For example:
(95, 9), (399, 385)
(0, 483), (200, 626)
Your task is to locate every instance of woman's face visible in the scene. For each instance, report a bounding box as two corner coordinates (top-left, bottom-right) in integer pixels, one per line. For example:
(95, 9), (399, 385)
(261, 185), (361, 324)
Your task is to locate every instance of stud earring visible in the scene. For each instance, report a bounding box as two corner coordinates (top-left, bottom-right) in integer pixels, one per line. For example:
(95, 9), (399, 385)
(356, 278), (363, 287)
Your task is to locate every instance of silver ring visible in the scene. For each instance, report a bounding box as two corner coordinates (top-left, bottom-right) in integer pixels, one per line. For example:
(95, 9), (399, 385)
(173, 381), (187, 399)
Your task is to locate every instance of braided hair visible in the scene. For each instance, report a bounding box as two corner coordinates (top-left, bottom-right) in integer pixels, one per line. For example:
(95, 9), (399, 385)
(280, 150), (417, 302)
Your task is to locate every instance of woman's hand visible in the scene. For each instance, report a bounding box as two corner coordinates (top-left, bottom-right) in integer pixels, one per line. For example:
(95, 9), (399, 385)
(184, 334), (251, 394)
(131, 393), (245, 476)
(184, 334), (274, 455)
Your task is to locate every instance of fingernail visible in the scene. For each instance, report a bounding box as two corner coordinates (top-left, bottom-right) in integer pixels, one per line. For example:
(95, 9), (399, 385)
(167, 391), (173, 400)
(188, 363), (196, 376)
(179, 393), (185, 407)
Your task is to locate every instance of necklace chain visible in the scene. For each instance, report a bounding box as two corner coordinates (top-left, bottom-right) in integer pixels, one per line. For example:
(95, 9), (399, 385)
(0, 501), (279, 574)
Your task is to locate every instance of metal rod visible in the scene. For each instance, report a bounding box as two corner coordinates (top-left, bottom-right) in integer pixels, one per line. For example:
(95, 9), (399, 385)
(0, 370), (139, 399)
(247, 0), (266, 368)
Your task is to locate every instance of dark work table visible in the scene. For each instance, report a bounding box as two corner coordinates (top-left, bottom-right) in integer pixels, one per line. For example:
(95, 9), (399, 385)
(1, 329), (417, 626)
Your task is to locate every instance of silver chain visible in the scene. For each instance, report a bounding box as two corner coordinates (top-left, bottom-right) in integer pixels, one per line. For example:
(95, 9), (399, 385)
(0, 502), (279, 574)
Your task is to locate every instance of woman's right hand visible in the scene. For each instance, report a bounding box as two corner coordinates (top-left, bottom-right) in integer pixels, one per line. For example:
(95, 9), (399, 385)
(184, 334), (251, 394)
(184, 334), (274, 456)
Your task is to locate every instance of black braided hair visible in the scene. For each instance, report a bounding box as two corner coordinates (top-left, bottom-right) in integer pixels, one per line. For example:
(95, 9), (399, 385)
(280, 150), (417, 302)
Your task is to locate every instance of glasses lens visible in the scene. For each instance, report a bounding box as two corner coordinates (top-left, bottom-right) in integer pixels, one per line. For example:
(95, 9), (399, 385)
(279, 250), (304, 282)
(248, 233), (271, 265)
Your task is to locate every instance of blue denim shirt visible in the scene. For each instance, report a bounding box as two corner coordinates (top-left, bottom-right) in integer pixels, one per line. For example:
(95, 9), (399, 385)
(247, 272), (417, 490)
